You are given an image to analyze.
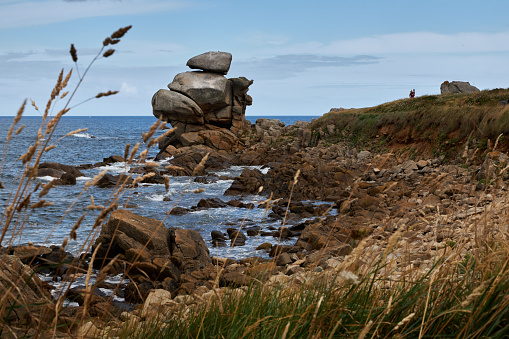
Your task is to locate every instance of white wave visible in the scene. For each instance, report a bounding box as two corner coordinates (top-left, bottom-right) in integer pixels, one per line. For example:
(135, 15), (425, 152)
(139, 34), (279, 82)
(212, 165), (268, 177)
(76, 176), (91, 181)
(157, 157), (174, 166)
(72, 132), (95, 139)
(37, 175), (56, 181)
(147, 194), (165, 202)
(95, 162), (131, 174)
(138, 183), (164, 187)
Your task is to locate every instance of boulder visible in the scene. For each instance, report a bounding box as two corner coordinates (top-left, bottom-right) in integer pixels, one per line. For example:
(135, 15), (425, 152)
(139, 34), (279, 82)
(295, 219), (351, 251)
(168, 228), (212, 271)
(169, 71), (231, 112)
(53, 172), (77, 185)
(440, 81), (480, 94)
(38, 162), (84, 177)
(95, 173), (134, 188)
(152, 89), (204, 125)
(196, 198), (227, 209)
(0, 254), (53, 326)
(224, 167), (264, 196)
(93, 210), (171, 266)
(103, 155), (125, 164)
(186, 51), (232, 75)
(37, 167), (65, 178)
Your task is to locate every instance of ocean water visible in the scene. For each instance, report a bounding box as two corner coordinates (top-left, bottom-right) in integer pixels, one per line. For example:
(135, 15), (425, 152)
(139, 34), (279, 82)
(0, 115), (320, 260)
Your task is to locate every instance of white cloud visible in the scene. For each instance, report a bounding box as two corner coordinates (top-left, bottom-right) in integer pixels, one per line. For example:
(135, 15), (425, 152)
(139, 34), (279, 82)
(0, 0), (187, 29)
(274, 31), (509, 56)
(120, 82), (138, 95)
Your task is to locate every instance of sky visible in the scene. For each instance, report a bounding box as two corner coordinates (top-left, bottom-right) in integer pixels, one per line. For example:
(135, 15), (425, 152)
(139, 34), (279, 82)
(1, 0), (509, 117)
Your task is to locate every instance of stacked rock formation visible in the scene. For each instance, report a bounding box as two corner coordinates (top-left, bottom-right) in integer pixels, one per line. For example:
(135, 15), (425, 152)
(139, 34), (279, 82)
(152, 52), (253, 154)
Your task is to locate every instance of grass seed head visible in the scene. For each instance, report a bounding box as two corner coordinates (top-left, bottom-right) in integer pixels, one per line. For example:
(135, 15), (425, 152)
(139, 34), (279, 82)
(70, 44), (78, 62)
(62, 69), (72, 88)
(192, 152), (210, 176)
(124, 143), (130, 161)
(164, 175), (170, 190)
(15, 125), (25, 135)
(110, 25), (132, 39)
(103, 49), (115, 58)
(30, 99), (38, 111)
(39, 180), (56, 198)
(96, 90), (118, 98)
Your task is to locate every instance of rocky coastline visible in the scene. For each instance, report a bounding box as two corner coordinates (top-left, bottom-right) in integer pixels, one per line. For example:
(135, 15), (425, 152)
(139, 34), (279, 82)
(2, 52), (507, 337)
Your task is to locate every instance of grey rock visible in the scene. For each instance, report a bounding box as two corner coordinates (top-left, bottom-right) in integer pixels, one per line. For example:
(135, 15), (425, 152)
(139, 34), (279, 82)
(169, 72), (231, 112)
(276, 252), (293, 266)
(357, 151), (371, 161)
(440, 81), (480, 94)
(230, 77), (253, 91)
(39, 162), (84, 177)
(152, 89), (204, 125)
(187, 51), (232, 75)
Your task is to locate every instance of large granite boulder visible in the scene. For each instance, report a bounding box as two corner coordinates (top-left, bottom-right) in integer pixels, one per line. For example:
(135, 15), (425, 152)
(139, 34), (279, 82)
(440, 81), (480, 94)
(152, 89), (204, 125)
(169, 71), (232, 112)
(93, 209), (171, 265)
(186, 51), (232, 75)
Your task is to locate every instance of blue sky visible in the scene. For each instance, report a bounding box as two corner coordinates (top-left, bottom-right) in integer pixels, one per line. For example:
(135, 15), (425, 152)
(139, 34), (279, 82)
(1, 0), (509, 117)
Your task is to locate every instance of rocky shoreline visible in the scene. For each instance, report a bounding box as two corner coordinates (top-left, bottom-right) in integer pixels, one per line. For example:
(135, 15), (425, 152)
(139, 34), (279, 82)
(2, 51), (506, 337)
(4, 113), (506, 336)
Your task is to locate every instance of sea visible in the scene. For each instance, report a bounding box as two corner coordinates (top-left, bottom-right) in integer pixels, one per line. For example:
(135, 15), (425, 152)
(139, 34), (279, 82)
(0, 115), (320, 261)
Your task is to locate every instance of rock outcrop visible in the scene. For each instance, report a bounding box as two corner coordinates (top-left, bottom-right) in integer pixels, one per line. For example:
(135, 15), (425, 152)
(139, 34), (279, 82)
(0, 254), (53, 327)
(152, 51), (253, 157)
(440, 81), (480, 94)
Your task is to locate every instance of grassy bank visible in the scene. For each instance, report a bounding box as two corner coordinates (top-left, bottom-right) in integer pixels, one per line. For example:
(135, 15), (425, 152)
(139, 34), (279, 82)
(311, 89), (509, 158)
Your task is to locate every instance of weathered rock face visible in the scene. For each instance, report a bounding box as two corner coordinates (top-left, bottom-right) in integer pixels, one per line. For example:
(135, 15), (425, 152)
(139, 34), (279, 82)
(168, 228), (212, 271)
(152, 51), (253, 158)
(152, 89), (204, 125)
(169, 72), (231, 112)
(94, 210), (171, 263)
(440, 81), (480, 94)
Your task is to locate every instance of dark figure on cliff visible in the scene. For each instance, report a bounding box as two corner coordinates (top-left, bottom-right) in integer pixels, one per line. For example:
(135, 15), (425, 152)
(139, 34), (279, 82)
(502, 99), (507, 106)
(409, 89), (415, 98)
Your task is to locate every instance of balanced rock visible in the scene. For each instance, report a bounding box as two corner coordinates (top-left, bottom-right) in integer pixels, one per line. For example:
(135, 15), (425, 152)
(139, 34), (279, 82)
(152, 51), (253, 157)
(186, 51), (232, 75)
(440, 81), (480, 94)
